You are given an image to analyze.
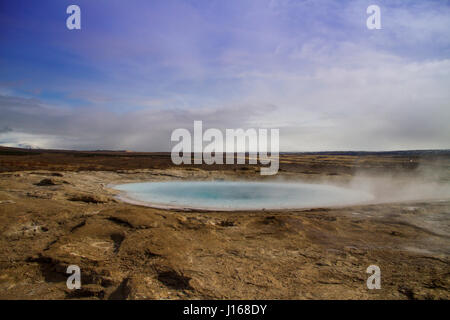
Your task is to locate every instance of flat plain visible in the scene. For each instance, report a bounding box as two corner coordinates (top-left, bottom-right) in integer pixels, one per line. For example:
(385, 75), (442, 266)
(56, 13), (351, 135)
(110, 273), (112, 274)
(0, 146), (449, 299)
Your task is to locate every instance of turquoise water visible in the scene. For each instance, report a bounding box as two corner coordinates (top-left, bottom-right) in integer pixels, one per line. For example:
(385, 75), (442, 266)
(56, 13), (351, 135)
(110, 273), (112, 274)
(113, 181), (374, 210)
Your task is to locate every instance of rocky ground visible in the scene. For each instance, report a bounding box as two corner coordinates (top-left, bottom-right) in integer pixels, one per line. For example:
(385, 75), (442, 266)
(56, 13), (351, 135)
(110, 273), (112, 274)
(0, 149), (449, 299)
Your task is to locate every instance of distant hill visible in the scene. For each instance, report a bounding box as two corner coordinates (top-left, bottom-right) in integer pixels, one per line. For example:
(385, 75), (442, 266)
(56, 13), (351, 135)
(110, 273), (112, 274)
(0, 145), (449, 174)
(281, 150), (450, 156)
(1, 145), (449, 157)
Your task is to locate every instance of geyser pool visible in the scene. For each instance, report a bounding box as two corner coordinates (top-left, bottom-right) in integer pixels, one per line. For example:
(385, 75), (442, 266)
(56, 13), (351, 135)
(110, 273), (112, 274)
(113, 181), (374, 210)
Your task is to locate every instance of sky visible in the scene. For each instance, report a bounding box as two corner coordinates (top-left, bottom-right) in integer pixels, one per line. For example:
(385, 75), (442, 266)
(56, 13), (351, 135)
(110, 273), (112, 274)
(0, 0), (449, 151)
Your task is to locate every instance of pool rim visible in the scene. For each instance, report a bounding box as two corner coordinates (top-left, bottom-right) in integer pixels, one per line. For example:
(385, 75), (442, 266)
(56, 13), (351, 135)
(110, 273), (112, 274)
(108, 180), (376, 212)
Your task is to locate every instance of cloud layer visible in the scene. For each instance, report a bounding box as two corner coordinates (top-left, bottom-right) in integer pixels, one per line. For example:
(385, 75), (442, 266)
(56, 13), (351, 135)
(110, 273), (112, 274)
(0, 0), (449, 151)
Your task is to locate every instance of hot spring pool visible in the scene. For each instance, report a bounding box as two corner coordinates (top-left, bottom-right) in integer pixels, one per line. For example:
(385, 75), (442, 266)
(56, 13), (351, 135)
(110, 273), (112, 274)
(113, 181), (374, 210)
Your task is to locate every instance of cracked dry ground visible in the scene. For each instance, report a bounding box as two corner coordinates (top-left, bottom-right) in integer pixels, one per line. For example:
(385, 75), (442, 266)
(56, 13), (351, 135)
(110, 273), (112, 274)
(0, 170), (449, 300)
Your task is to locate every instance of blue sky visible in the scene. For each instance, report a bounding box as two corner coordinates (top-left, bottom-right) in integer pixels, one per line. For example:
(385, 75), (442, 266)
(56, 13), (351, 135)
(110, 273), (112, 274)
(0, 0), (449, 150)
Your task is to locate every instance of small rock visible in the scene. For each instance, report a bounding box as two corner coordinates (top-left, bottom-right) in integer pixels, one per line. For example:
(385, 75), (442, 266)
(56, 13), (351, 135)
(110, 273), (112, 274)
(68, 193), (109, 203)
(27, 191), (53, 199)
(219, 220), (235, 227)
(51, 172), (64, 177)
(35, 178), (58, 186)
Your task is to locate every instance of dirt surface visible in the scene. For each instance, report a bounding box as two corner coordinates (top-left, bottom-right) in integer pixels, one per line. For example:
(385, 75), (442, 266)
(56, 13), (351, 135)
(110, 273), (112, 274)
(0, 147), (449, 299)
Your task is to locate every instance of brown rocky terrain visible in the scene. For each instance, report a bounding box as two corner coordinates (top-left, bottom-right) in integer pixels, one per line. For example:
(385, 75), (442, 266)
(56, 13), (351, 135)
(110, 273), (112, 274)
(0, 147), (449, 299)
